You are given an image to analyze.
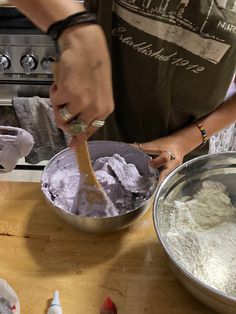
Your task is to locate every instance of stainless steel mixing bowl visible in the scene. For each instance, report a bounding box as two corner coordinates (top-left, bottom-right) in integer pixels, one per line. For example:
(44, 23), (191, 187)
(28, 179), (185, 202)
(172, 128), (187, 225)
(153, 152), (236, 314)
(41, 141), (158, 233)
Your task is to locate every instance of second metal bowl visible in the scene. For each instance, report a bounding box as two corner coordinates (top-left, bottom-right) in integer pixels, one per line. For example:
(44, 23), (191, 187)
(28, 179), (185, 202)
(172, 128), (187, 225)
(153, 152), (236, 314)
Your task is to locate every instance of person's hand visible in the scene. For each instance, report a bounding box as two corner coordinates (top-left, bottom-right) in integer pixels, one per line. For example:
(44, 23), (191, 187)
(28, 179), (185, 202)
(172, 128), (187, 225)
(49, 24), (114, 147)
(133, 135), (187, 184)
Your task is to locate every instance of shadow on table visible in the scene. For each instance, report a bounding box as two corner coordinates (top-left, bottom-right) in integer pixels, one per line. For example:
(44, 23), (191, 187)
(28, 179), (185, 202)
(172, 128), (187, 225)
(98, 239), (217, 314)
(24, 196), (129, 276)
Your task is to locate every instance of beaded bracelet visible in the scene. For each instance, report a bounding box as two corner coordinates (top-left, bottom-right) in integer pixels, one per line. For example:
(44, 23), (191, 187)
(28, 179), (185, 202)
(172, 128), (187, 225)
(196, 123), (209, 147)
(47, 10), (97, 42)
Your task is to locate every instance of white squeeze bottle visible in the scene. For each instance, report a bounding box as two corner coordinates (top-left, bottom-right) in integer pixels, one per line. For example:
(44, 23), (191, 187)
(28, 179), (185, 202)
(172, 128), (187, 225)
(47, 291), (63, 314)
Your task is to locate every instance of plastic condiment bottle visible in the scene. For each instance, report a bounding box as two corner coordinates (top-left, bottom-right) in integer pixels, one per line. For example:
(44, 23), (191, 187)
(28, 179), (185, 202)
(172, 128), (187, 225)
(47, 291), (63, 314)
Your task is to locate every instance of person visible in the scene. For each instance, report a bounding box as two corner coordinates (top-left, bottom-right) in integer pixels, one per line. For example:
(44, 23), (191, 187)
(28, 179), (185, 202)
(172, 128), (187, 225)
(9, 0), (236, 182)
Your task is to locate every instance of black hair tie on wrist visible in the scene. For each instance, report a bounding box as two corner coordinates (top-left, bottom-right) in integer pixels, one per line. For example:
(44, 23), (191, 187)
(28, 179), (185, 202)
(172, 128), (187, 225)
(47, 10), (97, 42)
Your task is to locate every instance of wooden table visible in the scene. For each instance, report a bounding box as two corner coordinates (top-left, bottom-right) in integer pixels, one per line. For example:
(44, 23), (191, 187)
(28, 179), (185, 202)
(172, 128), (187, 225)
(0, 181), (216, 314)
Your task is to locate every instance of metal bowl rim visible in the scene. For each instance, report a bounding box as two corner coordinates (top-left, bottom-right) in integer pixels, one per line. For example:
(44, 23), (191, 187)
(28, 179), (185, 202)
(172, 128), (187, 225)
(153, 151), (236, 303)
(41, 140), (156, 178)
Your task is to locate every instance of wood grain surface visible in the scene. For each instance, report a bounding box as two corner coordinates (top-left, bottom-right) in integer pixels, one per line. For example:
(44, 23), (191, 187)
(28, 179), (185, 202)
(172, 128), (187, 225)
(0, 181), (216, 314)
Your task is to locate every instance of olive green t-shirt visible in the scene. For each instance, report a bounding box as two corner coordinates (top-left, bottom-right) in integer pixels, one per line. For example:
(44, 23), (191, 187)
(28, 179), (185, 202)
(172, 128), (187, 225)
(85, 0), (236, 145)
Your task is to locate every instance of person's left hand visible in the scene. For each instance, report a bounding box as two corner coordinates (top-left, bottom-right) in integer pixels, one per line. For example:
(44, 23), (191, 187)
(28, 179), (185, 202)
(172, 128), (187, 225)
(133, 135), (186, 184)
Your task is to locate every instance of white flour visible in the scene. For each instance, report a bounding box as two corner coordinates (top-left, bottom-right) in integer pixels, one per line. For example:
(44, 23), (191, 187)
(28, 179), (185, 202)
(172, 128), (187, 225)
(165, 180), (236, 297)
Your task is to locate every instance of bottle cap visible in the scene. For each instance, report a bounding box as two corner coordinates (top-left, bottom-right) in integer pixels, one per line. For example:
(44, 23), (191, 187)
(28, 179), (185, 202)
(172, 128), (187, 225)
(100, 297), (117, 314)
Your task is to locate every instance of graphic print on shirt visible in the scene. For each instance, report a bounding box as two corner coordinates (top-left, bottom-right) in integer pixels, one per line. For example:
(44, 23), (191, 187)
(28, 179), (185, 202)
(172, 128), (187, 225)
(112, 0), (236, 65)
(216, 0), (236, 11)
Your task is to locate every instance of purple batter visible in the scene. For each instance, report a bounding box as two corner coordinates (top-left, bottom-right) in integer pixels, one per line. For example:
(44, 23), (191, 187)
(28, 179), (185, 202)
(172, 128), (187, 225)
(42, 152), (156, 218)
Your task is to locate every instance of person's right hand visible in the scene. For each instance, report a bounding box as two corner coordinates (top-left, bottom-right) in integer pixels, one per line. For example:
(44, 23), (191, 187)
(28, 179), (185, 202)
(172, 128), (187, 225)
(49, 23), (115, 147)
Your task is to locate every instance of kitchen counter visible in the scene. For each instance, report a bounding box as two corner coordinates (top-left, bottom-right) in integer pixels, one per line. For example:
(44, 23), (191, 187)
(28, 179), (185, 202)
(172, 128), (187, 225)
(0, 181), (216, 314)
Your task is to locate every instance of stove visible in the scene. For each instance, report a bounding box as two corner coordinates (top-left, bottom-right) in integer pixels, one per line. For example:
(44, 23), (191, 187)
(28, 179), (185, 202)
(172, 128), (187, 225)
(0, 2), (83, 102)
(0, 2), (83, 173)
(0, 32), (55, 82)
(0, 6), (58, 171)
(0, 7), (56, 104)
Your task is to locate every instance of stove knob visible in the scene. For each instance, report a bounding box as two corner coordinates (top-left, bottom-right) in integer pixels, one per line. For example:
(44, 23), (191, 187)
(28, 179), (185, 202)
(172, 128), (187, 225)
(41, 56), (54, 74)
(20, 54), (38, 75)
(0, 53), (11, 73)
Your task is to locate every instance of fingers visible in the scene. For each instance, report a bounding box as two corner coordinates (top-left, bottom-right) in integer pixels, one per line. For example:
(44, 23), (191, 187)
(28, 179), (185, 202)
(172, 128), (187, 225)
(51, 80), (96, 119)
(158, 166), (175, 185)
(149, 151), (175, 168)
(132, 142), (182, 184)
(50, 81), (98, 127)
(150, 153), (178, 185)
(49, 81), (112, 144)
(68, 123), (103, 148)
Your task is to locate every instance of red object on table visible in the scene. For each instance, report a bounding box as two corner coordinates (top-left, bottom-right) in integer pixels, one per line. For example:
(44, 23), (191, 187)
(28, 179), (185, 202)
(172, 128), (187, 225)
(100, 297), (117, 314)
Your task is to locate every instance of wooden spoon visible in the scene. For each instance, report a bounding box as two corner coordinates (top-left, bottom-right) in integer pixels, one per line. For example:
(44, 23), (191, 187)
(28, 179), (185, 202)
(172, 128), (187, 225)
(52, 63), (115, 213)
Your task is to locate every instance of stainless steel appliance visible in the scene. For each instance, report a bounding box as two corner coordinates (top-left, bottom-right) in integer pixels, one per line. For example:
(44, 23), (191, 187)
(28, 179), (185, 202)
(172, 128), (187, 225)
(0, 6), (55, 108)
(0, 6), (56, 170)
(0, 2), (84, 120)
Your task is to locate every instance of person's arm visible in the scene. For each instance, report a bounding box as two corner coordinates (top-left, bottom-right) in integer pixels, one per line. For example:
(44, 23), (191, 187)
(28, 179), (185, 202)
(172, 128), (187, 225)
(173, 92), (236, 154)
(9, 0), (115, 147)
(138, 93), (236, 182)
(8, 0), (85, 30)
